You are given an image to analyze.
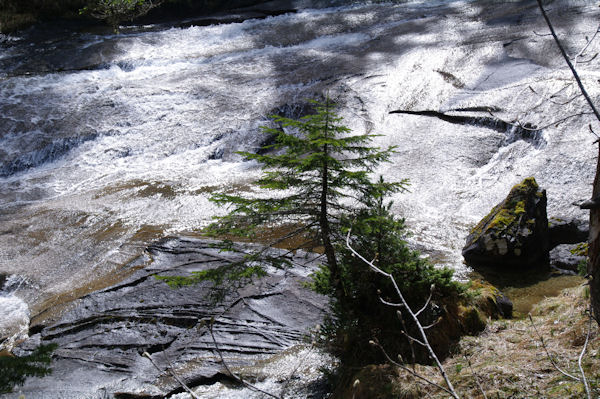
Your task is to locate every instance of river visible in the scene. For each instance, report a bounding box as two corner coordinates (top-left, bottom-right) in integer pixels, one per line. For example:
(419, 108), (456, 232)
(0, 0), (598, 396)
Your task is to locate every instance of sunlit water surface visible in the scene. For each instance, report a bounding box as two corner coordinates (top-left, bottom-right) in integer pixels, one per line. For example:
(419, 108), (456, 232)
(0, 0), (598, 395)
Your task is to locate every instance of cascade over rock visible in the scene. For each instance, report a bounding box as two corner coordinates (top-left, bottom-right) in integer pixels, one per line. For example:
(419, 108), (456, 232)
(462, 177), (549, 268)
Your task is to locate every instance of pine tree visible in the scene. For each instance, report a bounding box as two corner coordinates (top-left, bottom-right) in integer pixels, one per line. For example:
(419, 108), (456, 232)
(159, 98), (406, 298)
(159, 98), (463, 369)
(80, 0), (163, 32)
(316, 179), (461, 366)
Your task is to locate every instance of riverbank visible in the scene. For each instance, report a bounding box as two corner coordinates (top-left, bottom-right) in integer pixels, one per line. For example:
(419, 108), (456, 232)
(0, 0), (339, 33)
(340, 282), (599, 399)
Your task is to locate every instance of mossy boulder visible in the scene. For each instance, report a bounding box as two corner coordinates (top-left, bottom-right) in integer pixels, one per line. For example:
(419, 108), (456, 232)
(463, 177), (549, 268)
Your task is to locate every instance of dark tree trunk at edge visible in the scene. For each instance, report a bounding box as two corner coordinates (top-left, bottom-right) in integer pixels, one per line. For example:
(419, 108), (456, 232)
(536, 0), (600, 325)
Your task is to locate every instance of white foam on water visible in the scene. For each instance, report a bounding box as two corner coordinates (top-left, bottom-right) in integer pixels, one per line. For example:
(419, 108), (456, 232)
(0, 294), (30, 342)
(0, 0), (597, 328)
(169, 345), (335, 399)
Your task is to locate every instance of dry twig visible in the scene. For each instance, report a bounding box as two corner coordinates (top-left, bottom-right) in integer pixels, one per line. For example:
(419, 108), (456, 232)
(528, 314), (581, 382)
(142, 351), (202, 399)
(536, 0), (600, 124)
(464, 354), (488, 399)
(577, 307), (594, 399)
(346, 229), (461, 399)
(208, 321), (282, 399)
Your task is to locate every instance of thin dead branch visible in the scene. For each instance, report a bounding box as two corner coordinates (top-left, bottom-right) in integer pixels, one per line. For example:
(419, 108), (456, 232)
(379, 296), (404, 307)
(280, 342), (315, 397)
(142, 351), (202, 399)
(208, 321), (282, 399)
(573, 24), (600, 65)
(577, 307), (594, 399)
(487, 109), (594, 131)
(346, 229), (461, 399)
(536, 0), (600, 125)
(415, 286), (434, 317)
(369, 339), (457, 397)
(464, 354), (488, 399)
(527, 314), (581, 382)
(398, 309), (417, 367)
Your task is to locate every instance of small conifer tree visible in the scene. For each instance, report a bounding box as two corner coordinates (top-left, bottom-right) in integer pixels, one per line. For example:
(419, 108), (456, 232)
(159, 98), (406, 299)
(312, 178), (461, 366)
(159, 98), (462, 369)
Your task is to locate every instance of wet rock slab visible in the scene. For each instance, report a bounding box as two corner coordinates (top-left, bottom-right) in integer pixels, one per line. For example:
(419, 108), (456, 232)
(9, 237), (327, 398)
(550, 244), (587, 274)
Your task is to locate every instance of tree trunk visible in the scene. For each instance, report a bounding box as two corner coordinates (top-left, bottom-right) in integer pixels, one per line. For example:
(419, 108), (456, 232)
(320, 142), (341, 297)
(319, 98), (342, 299)
(536, 0), (600, 326)
(589, 145), (600, 324)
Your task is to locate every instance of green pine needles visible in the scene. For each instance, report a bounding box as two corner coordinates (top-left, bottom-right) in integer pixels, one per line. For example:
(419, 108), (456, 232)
(158, 97), (462, 368)
(158, 98), (407, 298)
(80, 0), (163, 32)
(315, 179), (462, 366)
(0, 343), (57, 394)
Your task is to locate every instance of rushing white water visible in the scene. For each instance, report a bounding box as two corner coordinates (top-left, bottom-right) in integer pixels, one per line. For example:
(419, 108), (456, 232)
(0, 275), (30, 347)
(0, 0), (598, 351)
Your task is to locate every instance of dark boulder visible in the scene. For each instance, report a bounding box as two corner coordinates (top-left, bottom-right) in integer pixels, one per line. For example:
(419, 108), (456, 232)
(550, 243), (587, 274)
(548, 217), (588, 249)
(462, 177), (549, 268)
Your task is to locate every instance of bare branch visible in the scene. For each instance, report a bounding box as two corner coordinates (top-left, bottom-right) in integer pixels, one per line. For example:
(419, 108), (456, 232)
(548, 93), (583, 106)
(464, 354), (488, 399)
(573, 24), (600, 65)
(577, 307), (594, 399)
(368, 339), (456, 396)
(487, 109), (594, 131)
(574, 53), (599, 65)
(379, 296), (404, 308)
(280, 343), (314, 398)
(398, 310), (417, 366)
(589, 124), (599, 140)
(536, 0), (600, 125)
(415, 285), (434, 318)
(208, 322), (282, 399)
(421, 317), (442, 330)
(142, 351), (201, 399)
(396, 326), (428, 348)
(346, 229), (460, 399)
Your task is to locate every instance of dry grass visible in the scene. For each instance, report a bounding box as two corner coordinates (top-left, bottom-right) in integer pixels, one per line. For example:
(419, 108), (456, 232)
(384, 284), (600, 398)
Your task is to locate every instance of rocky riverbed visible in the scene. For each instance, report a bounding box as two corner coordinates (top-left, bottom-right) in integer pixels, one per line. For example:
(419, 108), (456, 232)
(1, 0), (599, 396)
(6, 237), (329, 398)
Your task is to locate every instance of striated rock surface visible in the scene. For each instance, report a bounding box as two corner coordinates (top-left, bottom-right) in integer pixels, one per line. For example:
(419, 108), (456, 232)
(7, 237), (327, 398)
(462, 177), (549, 269)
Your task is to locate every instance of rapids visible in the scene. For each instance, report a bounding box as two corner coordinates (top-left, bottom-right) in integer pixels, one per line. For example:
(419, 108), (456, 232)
(0, 0), (598, 396)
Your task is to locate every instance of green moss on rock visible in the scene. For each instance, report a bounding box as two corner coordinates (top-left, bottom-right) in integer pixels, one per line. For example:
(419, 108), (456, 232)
(463, 177), (550, 268)
(460, 306), (487, 334)
(471, 177), (539, 239)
